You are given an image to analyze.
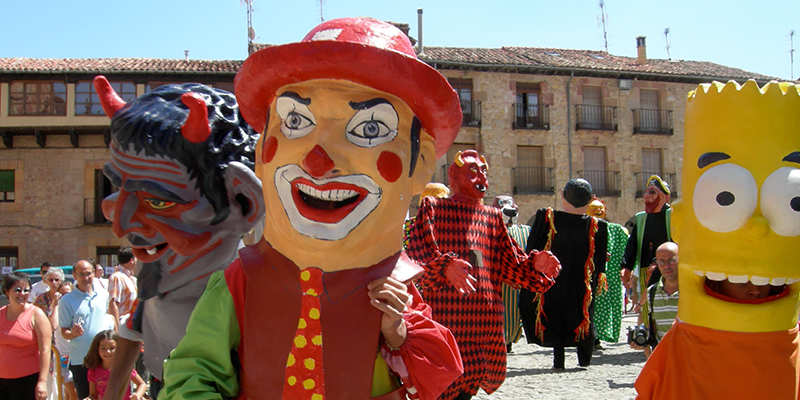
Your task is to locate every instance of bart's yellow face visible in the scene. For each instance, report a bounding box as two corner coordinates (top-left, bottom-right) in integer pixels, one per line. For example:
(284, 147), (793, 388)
(673, 80), (800, 332)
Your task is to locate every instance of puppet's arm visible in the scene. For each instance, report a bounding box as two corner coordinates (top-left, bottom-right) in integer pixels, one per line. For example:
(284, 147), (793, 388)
(160, 271), (240, 400)
(406, 197), (458, 290)
(380, 284), (462, 400)
(497, 212), (560, 293)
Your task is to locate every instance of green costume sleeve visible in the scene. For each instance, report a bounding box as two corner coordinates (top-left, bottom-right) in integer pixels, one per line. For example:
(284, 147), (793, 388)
(161, 271), (240, 400)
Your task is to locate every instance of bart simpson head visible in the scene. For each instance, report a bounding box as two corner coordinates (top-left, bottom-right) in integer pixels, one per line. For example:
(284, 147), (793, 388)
(672, 80), (800, 332)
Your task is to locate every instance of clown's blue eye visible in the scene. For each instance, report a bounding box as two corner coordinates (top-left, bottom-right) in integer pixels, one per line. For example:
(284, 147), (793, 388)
(276, 96), (316, 139)
(346, 104), (398, 148)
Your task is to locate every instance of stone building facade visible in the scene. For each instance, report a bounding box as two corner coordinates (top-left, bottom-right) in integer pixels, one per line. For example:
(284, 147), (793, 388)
(0, 40), (775, 268)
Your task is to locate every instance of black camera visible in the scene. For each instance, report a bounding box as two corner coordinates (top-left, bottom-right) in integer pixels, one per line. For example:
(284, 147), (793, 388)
(627, 324), (650, 346)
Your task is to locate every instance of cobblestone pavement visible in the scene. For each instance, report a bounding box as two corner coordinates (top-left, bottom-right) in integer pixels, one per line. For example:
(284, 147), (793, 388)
(474, 313), (646, 400)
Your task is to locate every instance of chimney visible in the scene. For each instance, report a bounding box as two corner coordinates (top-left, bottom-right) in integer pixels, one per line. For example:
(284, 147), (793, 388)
(184, 50), (189, 61)
(417, 8), (424, 55)
(636, 36), (646, 65)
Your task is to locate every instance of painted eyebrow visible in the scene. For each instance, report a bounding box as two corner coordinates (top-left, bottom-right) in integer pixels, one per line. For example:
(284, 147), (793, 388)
(782, 151), (800, 164)
(277, 91), (311, 106)
(349, 98), (392, 110)
(123, 180), (188, 204)
(697, 152), (731, 169)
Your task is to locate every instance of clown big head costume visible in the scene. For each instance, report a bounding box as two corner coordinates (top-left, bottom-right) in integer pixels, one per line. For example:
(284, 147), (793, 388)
(635, 80), (800, 399)
(161, 18), (463, 400)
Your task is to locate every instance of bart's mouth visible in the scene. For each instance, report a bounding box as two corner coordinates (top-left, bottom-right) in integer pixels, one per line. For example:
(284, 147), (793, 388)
(696, 270), (793, 303)
(693, 270), (799, 286)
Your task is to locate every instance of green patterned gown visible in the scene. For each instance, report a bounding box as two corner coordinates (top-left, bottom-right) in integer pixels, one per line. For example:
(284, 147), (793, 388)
(593, 222), (629, 342)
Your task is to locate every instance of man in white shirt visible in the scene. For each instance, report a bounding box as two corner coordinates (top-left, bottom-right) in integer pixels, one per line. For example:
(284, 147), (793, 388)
(28, 261), (52, 302)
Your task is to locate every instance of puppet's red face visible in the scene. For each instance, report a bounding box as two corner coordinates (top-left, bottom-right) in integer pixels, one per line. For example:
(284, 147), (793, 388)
(450, 153), (488, 201)
(643, 184), (668, 213)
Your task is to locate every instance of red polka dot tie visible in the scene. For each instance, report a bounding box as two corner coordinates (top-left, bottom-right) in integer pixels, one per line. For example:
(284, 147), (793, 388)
(283, 267), (325, 400)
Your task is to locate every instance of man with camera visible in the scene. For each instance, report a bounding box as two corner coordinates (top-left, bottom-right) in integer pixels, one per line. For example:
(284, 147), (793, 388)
(629, 242), (679, 358)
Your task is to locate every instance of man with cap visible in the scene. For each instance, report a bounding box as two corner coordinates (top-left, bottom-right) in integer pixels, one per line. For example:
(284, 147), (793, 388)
(520, 178), (608, 370)
(161, 17), (462, 400)
(407, 150), (560, 400)
(621, 175), (672, 321)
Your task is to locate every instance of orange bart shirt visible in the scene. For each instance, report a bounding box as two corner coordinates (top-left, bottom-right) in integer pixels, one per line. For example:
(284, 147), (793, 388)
(635, 320), (800, 400)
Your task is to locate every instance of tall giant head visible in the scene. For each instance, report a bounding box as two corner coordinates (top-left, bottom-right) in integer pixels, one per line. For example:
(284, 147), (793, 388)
(672, 80), (800, 332)
(235, 17), (461, 271)
(97, 77), (265, 297)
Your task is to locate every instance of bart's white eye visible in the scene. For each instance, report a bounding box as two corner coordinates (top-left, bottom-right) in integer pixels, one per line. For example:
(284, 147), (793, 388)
(346, 103), (398, 147)
(693, 163), (758, 232)
(761, 167), (800, 237)
(276, 96), (316, 139)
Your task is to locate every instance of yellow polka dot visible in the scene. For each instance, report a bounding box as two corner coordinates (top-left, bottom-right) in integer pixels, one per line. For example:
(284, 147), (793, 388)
(294, 335), (307, 348)
(286, 354), (295, 367)
(304, 358), (315, 370)
(303, 379), (316, 390)
(309, 308), (320, 320)
(300, 270), (310, 281)
(312, 335), (322, 345)
(312, 394), (323, 400)
(306, 288), (317, 296)
(287, 376), (297, 386)
(298, 318), (307, 329)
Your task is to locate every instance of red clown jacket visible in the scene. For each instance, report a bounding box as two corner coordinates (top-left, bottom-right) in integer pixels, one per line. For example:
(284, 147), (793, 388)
(407, 196), (557, 400)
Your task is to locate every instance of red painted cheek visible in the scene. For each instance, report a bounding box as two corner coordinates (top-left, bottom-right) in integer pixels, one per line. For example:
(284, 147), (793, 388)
(377, 151), (403, 183)
(261, 136), (278, 164)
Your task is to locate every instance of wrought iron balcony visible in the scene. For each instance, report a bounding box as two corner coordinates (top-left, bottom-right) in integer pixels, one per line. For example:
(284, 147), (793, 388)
(512, 103), (550, 130)
(633, 109), (673, 135)
(575, 105), (617, 131)
(512, 167), (555, 194)
(576, 170), (621, 197)
(84, 198), (110, 225)
(634, 172), (678, 199)
(460, 99), (482, 127)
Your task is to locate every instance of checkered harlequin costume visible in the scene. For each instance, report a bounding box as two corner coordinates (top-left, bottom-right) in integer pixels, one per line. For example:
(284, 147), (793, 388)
(407, 197), (557, 399)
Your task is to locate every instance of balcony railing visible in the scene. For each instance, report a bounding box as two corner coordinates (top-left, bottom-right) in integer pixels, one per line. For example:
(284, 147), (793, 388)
(84, 198), (110, 225)
(634, 172), (678, 199)
(577, 170), (621, 197)
(512, 103), (550, 130)
(512, 167), (555, 194)
(575, 105), (617, 131)
(633, 109), (673, 135)
(461, 100), (482, 127)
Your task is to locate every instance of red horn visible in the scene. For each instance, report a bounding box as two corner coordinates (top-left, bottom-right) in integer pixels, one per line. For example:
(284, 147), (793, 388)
(93, 75), (127, 117)
(180, 93), (211, 143)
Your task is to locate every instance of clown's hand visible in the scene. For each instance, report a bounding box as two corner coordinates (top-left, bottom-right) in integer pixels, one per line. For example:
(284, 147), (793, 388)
(368, 277), (411, 349)
(446, 258), (477, 295)
(532, 250), (561, 279)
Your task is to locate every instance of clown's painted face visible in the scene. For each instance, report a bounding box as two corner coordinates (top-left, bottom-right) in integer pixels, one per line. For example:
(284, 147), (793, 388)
(102, 144), (255, 293)
(256, 79), (434, 271)
(450, 152), (488, 201)
(673, 80), (800, 332)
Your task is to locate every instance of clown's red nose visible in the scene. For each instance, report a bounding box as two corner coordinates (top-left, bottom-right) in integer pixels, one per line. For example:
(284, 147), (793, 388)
(303, 145), (335, 178)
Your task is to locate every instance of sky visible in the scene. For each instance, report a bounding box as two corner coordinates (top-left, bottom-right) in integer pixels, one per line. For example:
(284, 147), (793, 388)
(1, 0), (796, 80)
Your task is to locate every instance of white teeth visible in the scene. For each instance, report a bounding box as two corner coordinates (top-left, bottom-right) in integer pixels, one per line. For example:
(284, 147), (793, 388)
(727, 275), (749, 284)
(770, 277), (787, 285)
(697, 271), (796, 286)
(750, 276), (770, 286)
(146, 248), (157, 255)
(705, 272), (727, 281)
(297, 183), (358, 202)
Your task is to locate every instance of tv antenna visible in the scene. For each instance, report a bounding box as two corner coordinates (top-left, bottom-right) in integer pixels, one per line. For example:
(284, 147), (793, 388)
(598, 0), (609, 52)
(318, 0), (326, 23)
(791, 30), (795, 80)
(242, 0), (256, 55)
(664, 28), (671, 60)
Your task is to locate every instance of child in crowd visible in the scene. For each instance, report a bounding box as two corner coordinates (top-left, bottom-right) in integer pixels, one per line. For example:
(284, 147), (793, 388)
(83, 330), (146, 400)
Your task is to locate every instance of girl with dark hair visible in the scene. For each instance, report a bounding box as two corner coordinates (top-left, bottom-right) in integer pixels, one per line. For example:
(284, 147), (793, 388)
(83, 330), (146, 400)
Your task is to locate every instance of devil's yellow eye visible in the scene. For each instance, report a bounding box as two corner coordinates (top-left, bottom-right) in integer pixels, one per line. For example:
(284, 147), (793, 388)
(145, 198), (176, 210)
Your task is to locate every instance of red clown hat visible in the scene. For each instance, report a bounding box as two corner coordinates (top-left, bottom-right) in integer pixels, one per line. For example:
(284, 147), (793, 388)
(235, 17), (462, 159)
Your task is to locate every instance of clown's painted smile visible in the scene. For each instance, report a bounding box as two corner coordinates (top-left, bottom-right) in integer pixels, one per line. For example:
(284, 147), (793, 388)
(275, 164), (381, 241)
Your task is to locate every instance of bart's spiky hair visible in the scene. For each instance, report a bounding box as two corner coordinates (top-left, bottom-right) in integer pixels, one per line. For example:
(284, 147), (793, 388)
(688, 79), (800, 103)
